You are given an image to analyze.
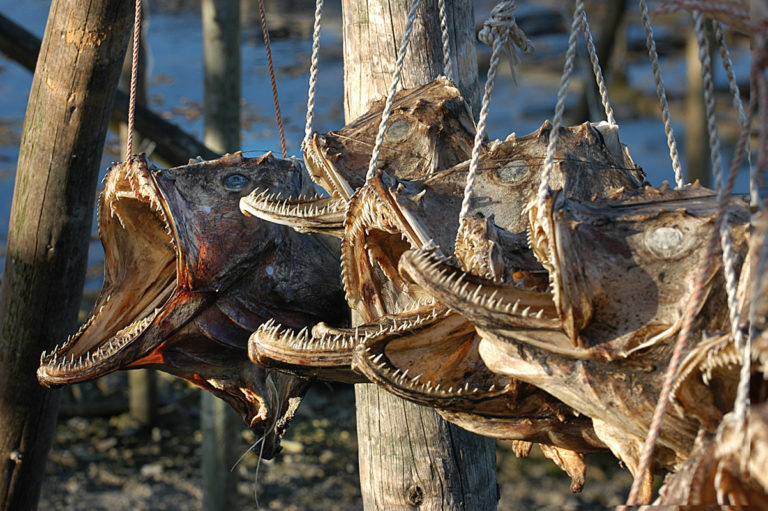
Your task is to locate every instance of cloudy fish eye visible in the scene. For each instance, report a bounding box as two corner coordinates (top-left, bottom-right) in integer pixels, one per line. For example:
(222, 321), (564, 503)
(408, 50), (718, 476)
(222, 173), (250, 192)
(498, 161), (528, 182)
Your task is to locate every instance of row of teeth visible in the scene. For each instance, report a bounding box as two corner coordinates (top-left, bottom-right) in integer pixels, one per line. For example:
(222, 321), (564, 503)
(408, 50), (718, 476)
(244, 189), (347, 218)
(257, 319), (359, 352)
(362, 345), (511, 397)
(526, 210), (560, 306)
(40, 304), (161, 374)
(103, 163), (176, 249)
(304, 144), (355, 199)
(700, 338), (768, 385)
(342, 191), (403, 304)
(411, 250), (556, 322)
(255, 306), (443, 355)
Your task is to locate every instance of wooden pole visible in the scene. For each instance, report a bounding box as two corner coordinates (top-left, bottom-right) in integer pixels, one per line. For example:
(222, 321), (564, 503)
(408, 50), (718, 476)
(118, 0), (158, 429)
(342, 1), (498, 509)
(200, 1), (241, 510)
(0, 1), (132, 509)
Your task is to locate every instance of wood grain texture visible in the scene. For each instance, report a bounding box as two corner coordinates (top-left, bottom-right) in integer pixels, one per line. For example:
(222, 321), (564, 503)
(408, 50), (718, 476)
(0, 1), (132, 509)
(342, 0), (479, 120)
(342, 1), (497, 509)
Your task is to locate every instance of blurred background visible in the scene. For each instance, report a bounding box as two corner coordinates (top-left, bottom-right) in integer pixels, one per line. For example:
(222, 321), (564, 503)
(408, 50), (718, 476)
(0, 0), (751, 509)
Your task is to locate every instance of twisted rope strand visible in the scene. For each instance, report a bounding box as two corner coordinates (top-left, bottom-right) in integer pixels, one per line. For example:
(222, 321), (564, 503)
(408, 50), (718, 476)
(126, 0), (142, 160)
(537, 0), (584, 203)
(258, 0), (288, 157)
(638, 0), (685, 187)
(625, 11), (751, 505)
(438, 0), (454, 82)
(458, 37), (502, 224)
(710, 19), (753, 445)
(365, 0), (421, 182)
(581, 11), (616, 125)
(302, 0), (324, 152)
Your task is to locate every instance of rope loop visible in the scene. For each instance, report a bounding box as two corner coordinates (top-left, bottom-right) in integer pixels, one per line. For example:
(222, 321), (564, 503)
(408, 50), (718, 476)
(478, 1), (534, 82)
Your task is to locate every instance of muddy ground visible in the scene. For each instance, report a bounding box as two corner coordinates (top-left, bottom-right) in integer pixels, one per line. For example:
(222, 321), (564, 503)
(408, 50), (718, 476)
(39, 376), (636, 510)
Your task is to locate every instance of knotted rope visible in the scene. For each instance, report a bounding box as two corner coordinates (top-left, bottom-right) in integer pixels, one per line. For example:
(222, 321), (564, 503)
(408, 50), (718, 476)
(458, 0), (533, 224)
(302, 0), (324, 153)
(365, 0), (421, 182)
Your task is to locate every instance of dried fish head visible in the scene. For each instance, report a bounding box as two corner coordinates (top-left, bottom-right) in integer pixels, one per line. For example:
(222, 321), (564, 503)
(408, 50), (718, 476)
(37, 153), (346, 457)
(240, 76), (477, 236)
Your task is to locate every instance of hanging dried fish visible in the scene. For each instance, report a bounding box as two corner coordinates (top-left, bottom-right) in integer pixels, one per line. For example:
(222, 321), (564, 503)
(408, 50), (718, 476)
(37, 152), (346, 458)
(240, 77), (478, 236)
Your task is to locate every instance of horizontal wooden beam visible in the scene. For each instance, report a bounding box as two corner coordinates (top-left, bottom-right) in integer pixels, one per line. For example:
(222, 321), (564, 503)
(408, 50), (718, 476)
(0, 12), (219, 166)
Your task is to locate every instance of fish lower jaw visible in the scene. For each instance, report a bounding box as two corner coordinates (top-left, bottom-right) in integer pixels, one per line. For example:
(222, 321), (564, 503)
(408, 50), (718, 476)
(356, 341), (511, 401)
(37, 305), (163, 386)
(403, 248), (559, 324)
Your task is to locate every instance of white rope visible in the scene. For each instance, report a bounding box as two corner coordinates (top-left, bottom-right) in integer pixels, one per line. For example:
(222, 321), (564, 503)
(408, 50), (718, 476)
(365, 0), (421, 182)
(581, 11), (616, 126)
(536, 0), (584, 203)
(438, 0), (454, 82)
(638, 0), (685, 188)
(708, 16), (753, 455)
(458, 0), (533, 224)
(693, 12), (745, 422)
(302, 0), (324, 152)
(626, 13), (752, 504)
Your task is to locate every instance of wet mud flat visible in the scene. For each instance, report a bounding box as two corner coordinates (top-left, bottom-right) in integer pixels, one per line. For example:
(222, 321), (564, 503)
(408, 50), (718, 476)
(40, 378), (633, 511)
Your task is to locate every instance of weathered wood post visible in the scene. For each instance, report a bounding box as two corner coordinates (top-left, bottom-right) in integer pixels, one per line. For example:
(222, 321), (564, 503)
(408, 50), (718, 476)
(0, 1), (132, 509)
(342, 1), (498, 509)
(200, 1), (242, 509)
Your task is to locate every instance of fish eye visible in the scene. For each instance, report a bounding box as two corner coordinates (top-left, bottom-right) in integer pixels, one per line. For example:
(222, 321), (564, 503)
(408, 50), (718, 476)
(498, 161), (528, 182)
(222, 173), (250, 192)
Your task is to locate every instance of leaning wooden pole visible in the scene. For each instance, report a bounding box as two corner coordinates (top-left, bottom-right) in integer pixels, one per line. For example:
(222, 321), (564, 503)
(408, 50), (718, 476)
(200, 1), (242, 510)
(342, 1), (498, 509)
(0, 1), (131, 509)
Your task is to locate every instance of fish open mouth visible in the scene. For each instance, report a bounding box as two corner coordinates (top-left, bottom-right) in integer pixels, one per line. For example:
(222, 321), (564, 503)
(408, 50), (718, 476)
(35, 154), (302, 450)
(341, 173), (436, 321)
(248, 172), (437, 381)
(239, 150), (349, 237)
(38, 156), (179, 385)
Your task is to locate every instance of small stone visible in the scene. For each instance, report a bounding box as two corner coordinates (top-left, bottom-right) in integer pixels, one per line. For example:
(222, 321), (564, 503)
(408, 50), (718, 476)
(140, 463), (163, 477)
(95, 437), (118, 452)
(280, 439), (304, 454)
